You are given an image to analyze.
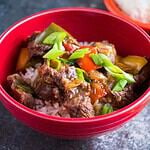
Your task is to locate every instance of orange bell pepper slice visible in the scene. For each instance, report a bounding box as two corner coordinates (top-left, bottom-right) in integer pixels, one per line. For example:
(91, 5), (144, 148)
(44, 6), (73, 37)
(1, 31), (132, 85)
(77, 46), (100, 72)
(90, 82), (107, 104)
(16, 48), (30, 71)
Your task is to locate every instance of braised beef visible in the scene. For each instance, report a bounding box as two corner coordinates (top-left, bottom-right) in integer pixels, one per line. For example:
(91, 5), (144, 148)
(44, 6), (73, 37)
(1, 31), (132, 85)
(20, 64), (94, 117)
(26, 32), (52, 57)
(64, 82), (94, 117)
(7, 74), (35, 108)
(28, 43), (51, 57)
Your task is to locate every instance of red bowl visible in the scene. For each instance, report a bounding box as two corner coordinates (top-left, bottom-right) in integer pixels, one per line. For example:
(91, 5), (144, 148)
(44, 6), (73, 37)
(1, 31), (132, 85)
(0, 8), (150, 139)
(104, 0), (150, 32)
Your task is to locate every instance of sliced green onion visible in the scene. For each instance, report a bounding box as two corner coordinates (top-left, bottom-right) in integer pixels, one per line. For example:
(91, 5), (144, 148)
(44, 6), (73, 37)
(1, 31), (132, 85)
(59, 58), (75, 65)
(76, 68), (85, 81)
(50, 59), (61, 70)
(43, 49), (65, 60)
(46, 59), (50, 66)
(84, 75), (92, 83)
(69, 48), (89, 60)
(43, 32), (66, 45)
(105, 66), (135, 83)
(112, 79), (128, 92)
(90, 53), (104, 66)
(34, 22), (72, 44)
(43, 32), (67, 60)
(90, 53), (135, 83)
(43, 32), (57, 45)
(101, 104), (113, 115)
(16, 80), (34, 94)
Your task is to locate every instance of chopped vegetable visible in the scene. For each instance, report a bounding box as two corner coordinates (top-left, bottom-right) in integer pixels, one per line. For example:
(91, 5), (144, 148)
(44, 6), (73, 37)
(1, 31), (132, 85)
(59, 58), (75, 65)
(65, 79), (82, 89)
(16, 48), (30, 70)
(16, 80), (34, 94)
(91, 54), (135, 83)
(43, 49), (65, 60)
(76, 68), (85, 81)
(112, 79), (128, 92)
(34, 22), (72, 44)
(63, 42), (75, 52)
(43, 32), (67, 60)
(84, 75), (92, 83)
(69, 48), (89, 60)
(50, 59), (61, 70)
(43, 31), (66, 46)
(105, 66), (135, 83)
(121, 56), (148, 74)
(90, 54), (103, 66)
(93, 101), (103, 116)
(101, 103), (113, 115)
(90, 82), (107, 104)
(88, 70), (107, 82)
(77, 47), (100, 72)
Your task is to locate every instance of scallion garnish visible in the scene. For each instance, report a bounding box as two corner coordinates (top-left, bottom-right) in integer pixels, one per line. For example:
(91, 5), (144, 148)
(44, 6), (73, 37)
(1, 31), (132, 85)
(112, 79), (128, 92)
(91, 53), (135, 83)
(76, 68), (85, 81)
(59, 58), (75, 65)
(101, 103), (113, 115)
(50, 59), (61, 70)
(69, 48), (89, 60)
(43, 32), (67, 60)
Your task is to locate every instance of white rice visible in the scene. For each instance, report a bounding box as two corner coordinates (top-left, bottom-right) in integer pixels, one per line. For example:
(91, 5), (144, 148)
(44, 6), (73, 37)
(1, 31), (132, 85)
(21, 67), (39, 87)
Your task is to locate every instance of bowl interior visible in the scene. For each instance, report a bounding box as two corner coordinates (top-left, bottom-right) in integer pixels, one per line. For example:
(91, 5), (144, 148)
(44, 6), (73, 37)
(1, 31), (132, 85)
(0, 8), (150, 98)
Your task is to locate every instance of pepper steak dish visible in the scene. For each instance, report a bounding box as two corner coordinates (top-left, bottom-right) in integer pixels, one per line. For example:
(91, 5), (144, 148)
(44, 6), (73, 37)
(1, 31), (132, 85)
(7, 23), (150, 118)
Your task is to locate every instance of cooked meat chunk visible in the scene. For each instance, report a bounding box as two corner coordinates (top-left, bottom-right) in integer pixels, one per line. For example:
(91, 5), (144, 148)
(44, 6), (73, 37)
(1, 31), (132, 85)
(28, 43), (51, 57)
(21, 64), (94, 117)
(7, 74), (35, 108)
(64, 95), (94, 118)
(26, 32), (52, 57)
(26, 32), (40, 43)
(64, 82), (94, 118)
(134, 60), (150, 88)
(63, 36), (80, 52)
(94, 41), (117, 63)
(31, 65), (63, 101)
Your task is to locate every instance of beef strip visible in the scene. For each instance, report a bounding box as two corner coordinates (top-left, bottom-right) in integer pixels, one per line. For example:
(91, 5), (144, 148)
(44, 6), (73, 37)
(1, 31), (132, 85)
(7, 74), (35, 108)
(64, 82), (94, 118)
(93, 41), (117, 63)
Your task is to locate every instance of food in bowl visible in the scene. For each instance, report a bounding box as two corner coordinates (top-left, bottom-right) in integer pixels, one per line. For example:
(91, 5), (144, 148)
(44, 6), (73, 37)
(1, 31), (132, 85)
(7, 23), (150, 118)
(115, 0), (150, 23)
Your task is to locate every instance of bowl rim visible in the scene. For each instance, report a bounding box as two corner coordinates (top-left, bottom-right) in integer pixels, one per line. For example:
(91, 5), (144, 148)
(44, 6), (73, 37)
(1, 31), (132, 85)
(104, 0), (150, 31)
(0, 7), (150, 123)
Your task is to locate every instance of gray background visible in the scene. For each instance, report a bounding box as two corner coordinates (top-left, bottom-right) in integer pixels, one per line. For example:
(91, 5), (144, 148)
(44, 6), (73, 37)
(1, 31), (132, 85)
(0, 0), (150, 150)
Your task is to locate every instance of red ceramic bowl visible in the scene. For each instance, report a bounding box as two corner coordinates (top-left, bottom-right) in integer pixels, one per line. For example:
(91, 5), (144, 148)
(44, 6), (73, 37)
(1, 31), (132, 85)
(0, 8), (150, 139)
(104, 0), (150, 32)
